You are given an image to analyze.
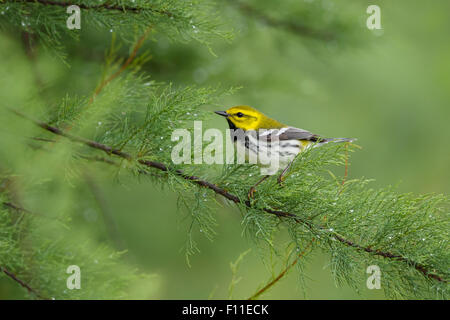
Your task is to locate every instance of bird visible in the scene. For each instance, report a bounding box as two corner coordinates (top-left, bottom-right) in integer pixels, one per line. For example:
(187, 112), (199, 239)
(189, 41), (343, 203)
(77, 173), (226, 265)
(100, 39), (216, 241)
(215, 105), (355, 198)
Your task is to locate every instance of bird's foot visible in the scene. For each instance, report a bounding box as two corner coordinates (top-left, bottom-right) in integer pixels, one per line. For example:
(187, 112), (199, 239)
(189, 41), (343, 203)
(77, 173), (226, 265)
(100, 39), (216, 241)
(277, 174), (285, 186)
(247, 186), (256, 200)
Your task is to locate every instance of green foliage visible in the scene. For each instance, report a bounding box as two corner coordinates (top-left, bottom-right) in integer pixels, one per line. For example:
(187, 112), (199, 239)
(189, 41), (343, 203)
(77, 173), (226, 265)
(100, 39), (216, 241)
(0, 0), (448, 300)
(0, 184), (156, 299)
(0, 0), (232, 60)
(218, 144), (449, 299)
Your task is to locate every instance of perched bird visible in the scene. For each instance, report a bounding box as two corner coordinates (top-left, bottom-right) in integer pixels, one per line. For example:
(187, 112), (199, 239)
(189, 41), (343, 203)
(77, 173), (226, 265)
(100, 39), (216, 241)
(215, 105), (355, 198)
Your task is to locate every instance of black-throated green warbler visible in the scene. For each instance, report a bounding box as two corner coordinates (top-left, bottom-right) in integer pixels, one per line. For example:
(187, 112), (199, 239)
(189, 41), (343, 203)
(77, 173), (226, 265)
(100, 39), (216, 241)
(215, 105), (355, 198)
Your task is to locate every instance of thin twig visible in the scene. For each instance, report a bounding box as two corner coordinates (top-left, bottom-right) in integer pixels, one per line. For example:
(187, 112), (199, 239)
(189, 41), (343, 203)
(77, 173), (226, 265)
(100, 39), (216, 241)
(30, 137), (57, 143)
(90, 26), (153, 103)
(2, 201), (67, 225)
(3, 201), (34, 214)
(248, 239), (314, 300)
(10, 109), (448, 284)
(1, 266), (48, 299)
(342, 143), (349, 186)
(77, 154), (120, 166)
(336, 142), (349, 197)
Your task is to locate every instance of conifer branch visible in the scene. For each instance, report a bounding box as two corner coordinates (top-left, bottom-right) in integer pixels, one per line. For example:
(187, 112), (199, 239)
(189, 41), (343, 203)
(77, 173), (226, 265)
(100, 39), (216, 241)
(77, 154), (120, 166)
(2, 200), (66, 224)
(248, 239), (314, 300)
(90, 25), (153, 102)
(342, 143), (349, 186)
(2, 201), (34, 214)
(13, 0), (175, 18)
(11, 109), (448, 285)
(0, 178), (47, 299)
(1, 266), (48, 299)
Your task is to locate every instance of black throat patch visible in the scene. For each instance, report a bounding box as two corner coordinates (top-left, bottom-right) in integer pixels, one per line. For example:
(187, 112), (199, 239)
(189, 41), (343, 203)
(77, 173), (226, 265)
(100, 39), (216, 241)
(226, 118), (237, 130)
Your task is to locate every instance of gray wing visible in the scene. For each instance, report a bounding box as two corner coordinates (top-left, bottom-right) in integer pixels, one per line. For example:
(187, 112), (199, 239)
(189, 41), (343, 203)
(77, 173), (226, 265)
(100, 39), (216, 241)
(276, 127), (355, 143)
(258, 127), (354, 144)
(276, 127), (323, 142)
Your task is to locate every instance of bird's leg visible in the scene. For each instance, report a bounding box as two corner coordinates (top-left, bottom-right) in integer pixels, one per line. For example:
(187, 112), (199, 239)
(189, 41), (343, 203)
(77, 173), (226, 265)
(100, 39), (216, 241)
(277, 159), (296, 185)
(248, 175), (270, 200)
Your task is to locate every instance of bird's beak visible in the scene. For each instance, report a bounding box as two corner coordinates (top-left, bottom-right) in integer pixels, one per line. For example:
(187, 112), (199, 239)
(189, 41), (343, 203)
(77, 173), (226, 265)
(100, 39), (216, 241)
(214, 111), (229, 117)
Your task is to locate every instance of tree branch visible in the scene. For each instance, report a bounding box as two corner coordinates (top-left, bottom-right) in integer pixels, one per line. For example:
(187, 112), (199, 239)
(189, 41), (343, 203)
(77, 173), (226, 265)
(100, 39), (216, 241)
(14, 0), (175, 18)
(10, 109), (448, 284)
(1, 266), (48, 299)
(2, 201), (67, 226)
(248, 239), (314, 300)
(2, 201), (34, 214)
(90, 25), (153, 102)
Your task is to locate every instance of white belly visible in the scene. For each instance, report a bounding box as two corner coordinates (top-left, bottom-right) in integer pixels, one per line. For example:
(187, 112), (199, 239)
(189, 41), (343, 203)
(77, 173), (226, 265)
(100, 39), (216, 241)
(236, 134), (301, 175)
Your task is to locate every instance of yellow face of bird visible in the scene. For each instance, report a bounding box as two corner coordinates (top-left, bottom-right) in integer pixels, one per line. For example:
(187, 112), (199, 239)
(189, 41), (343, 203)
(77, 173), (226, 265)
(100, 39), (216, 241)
(215, 105), (284, 131)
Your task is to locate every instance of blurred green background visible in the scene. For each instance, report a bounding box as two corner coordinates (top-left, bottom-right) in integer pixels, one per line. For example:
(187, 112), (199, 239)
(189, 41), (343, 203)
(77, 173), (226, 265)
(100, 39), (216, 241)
(1, 0), (449, 299)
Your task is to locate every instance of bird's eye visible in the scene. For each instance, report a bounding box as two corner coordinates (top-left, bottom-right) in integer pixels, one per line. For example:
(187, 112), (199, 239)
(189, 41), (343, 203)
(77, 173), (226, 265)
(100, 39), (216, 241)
(236, 112), (244, 118)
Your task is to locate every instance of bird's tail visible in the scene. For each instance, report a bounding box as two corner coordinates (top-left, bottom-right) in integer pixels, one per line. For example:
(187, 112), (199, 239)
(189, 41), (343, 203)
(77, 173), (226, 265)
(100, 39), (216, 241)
(313, 137), (356, 148)
(324, 137), (356, 143)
